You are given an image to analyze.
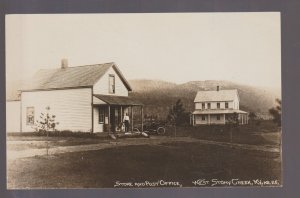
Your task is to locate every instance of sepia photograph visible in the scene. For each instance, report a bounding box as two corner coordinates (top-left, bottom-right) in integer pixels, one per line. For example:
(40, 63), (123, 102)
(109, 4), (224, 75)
(5, 13), (281, 189)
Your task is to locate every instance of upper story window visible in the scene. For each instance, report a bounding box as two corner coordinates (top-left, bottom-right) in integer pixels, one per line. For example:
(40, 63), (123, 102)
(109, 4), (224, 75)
(225, 102), (229, 109)
(217, 102), (220, 109)
(26, 107), (34, 125)
(207, 103), (211, 109)
(217, 115), (220, 120)
(202, 103), (205, 109)
(109, 74), (115, 94)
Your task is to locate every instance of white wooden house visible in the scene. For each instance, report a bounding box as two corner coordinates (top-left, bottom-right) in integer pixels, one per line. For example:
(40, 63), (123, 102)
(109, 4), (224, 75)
(6, 60), (143, 133)
(191, 86), (248, 125)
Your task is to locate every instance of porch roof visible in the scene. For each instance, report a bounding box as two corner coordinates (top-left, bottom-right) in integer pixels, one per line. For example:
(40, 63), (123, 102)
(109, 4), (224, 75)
(93, 94), (143, 106)
(192, 109), (248, 115)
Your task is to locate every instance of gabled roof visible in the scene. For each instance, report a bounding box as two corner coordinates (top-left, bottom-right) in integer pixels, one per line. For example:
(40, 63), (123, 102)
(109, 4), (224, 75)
(194, 89), (239, 102)
(21, 62), (132, 91)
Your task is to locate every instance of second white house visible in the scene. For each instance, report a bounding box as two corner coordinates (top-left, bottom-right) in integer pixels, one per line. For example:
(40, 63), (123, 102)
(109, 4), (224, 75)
(191, 86), (248, 125)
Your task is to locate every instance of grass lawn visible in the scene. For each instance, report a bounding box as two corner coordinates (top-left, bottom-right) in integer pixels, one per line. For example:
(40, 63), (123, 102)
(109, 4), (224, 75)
(7, 132), (148, 151)
(7, 136), (110, 151)
(167, 121), (281, 146)
(7, 141), (281, 188)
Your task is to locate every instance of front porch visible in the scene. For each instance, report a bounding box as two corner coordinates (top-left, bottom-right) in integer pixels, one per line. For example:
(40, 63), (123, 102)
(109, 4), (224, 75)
(93, 94), (143, 133)
(191, 110), (249, 126)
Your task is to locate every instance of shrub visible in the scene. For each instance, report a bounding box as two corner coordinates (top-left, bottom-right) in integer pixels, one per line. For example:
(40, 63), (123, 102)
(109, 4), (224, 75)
(33, 106), (59, 134)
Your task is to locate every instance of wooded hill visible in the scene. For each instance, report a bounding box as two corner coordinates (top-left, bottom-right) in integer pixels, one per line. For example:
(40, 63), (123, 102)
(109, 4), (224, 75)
(129, 79), (281, 120)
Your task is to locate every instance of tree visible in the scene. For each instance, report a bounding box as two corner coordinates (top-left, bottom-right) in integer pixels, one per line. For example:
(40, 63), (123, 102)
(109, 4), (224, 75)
(34, 106), (59, 134)
(269, 98), (281, 126)
(249, 112), (257, 121)
(167, 99), (189, 126)
(248, 112), (257, 124)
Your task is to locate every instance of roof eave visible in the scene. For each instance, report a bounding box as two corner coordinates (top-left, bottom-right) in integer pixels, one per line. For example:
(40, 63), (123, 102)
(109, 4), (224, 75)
(111, 63), (132, 91)
(20, 85), (93, 92)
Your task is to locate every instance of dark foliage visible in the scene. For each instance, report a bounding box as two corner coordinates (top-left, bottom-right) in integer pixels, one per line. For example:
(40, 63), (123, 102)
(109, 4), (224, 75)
(226, 112), (239, 126)
(167, 99), (190, 126)
(269, 99), (281, 127)
(249, 112), (257, 121)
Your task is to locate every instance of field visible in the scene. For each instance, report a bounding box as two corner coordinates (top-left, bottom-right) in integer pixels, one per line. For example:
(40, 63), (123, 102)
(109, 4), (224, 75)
(7, 121), (281, 188)
(166, 120), (281, 146)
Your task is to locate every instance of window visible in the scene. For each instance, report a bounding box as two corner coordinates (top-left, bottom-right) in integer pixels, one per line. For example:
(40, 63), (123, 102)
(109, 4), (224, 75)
(225, 102), (229, 109)
(202, 115), (205, 121)
(109, 74), (115, 94)
(207, 103), (211, 109)
(217, 115), (220, 120)
(98, 107), (105, 123)
(26, 107), (34, 125)
(202, 103), (205, 109)
(217, 102), (220, 109)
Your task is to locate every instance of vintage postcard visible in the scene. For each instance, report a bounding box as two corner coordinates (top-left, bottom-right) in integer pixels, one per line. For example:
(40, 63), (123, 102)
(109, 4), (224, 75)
(6, 13), (281, 189)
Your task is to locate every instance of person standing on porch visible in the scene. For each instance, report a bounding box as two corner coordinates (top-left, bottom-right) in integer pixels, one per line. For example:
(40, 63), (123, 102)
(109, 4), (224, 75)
(123, 113), (130, 132)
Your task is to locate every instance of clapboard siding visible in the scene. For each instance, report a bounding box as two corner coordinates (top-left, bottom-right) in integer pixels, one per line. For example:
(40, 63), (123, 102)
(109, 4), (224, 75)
(6, 101), (21, 132)
(21, 88), (92, 132)
(93, 67), (128, 96)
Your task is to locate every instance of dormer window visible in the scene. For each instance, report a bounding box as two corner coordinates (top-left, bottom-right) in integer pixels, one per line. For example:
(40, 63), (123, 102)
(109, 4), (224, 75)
(217, 103), (220, 109)
(207, 103), (211, 109)
(109, 74), (115, 94)
(225, 102), (229, 109)
(202, 103), (205, 109)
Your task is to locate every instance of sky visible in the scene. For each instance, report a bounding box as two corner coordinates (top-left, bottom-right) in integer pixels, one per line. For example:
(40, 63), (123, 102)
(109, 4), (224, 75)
(6, 13), (281, 88)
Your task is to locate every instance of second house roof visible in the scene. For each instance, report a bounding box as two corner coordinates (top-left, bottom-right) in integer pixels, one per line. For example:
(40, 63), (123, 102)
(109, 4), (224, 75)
(194, 89), (239, 102)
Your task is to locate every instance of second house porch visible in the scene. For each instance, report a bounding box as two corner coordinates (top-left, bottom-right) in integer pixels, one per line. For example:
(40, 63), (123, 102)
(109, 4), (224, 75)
(191, 109), (249, 125)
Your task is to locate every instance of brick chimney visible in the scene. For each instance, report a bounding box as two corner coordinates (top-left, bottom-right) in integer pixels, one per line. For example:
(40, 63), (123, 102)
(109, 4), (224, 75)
(61, 58), (68, 69)
(217, 86), (219, 91)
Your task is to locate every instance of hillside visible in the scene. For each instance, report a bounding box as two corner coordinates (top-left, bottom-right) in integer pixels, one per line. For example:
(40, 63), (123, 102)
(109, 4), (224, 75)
(129, 79), (281, 120)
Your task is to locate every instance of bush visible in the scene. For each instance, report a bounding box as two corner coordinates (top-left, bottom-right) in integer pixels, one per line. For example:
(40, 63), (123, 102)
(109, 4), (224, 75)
(33, 106), (59, 134)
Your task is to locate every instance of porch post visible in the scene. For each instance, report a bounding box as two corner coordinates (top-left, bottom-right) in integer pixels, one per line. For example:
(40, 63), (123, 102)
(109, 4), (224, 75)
(241, 114), (243, 125)
(223, 114), (226, 124)
(120, 106), (123, 131)
(131, 106), (134, 132)
(242, 114), (244, 125)
(208, 114), (211, 125)
(108, 105), (111, 133)
(141, 106), (144, 132)
(120, 106), (123, 119)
